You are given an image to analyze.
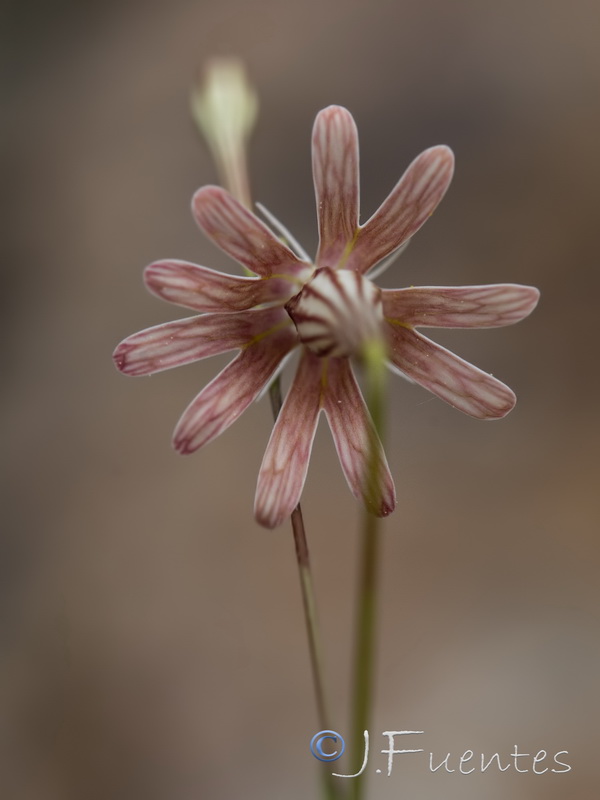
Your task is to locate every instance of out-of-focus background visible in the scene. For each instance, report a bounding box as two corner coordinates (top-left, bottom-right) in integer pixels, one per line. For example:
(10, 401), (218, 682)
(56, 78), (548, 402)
(2, 0), (599, 798)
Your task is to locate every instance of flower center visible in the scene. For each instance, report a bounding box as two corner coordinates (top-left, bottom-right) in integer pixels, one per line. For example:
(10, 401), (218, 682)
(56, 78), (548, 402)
(285, 267), (384, 358)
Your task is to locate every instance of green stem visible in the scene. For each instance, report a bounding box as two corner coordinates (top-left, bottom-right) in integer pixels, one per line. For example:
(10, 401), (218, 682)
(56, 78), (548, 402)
(349, 341), (387, 800)
(349, 511), (380, 800)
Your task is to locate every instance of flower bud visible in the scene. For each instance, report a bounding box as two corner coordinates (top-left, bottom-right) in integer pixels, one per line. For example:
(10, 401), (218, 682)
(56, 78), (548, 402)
(191, 58), (258, 207)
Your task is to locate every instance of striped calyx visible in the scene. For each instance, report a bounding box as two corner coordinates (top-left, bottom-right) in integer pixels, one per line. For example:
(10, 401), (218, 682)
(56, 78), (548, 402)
(285, 267), (384, 358)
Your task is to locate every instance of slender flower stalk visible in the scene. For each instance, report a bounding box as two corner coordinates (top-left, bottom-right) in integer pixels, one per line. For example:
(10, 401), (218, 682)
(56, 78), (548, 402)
(269, 379), (339, 800)
(350, 339), (387, 800)
(350, 511), (381, 800)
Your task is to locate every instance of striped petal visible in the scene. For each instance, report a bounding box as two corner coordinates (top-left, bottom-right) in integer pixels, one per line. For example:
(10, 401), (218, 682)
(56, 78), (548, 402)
(347, 146), (454, 274)
(383, 284), (540, 328)
(254, 351), (323, 528)
(113, 306), (290, 377)
(323, 359), (395, 517)
(313, 106), (360, 268)
(173, 326), (297, 454)
(386, 324), (516, 418)
(144, 260), (298, 312)
(192, 186), (309, 278)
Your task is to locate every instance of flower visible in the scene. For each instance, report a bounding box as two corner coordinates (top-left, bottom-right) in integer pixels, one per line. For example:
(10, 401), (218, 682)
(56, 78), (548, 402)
(113, 106), (539, 528)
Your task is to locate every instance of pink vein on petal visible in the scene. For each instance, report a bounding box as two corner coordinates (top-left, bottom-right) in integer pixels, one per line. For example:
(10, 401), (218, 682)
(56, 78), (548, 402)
(144, 260), (298, 313)
(386, 324), (516, 419)
(322, 358), (395, 516)
(192, 186), (308, 278)
(382, 284), (540, 328)
(113, 307), (290, 377)
(312, 106), (360, 268)
(172, 326), (297, 454)
(254, 350), (323, 528)
(349, 145), (454, 274)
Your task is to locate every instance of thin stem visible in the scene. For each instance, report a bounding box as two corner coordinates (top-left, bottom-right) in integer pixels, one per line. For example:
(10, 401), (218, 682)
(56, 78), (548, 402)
(349, 341), (387, 800)
(215, 149), (253, 211)
(349, 511), (380, 800)
(269, 379), (340, 800)
(291, 505), (331, 732)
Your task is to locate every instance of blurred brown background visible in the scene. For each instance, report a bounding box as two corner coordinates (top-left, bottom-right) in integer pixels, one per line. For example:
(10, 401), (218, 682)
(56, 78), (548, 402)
(2, 0), (599, 798)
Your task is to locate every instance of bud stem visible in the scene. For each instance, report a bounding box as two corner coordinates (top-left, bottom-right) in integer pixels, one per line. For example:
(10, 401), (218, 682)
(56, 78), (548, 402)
(350, 338), (387, 800)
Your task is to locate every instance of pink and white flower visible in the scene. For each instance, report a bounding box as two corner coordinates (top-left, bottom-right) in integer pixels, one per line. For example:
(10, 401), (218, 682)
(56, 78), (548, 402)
(113, 106), (539, 528)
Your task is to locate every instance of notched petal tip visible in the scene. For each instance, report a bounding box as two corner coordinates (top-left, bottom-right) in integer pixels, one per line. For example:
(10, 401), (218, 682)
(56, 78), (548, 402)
(480, 385), (517, 419)
(113, 338), (147, 376)
(496, 284), (540, 328)
(314, 104), (354, 123)
(418, 144), (455, 198)
(191, 184), (226, 210)
(143, 259), (169, 286)
(379, 490), (396, 517)
(463, 376), (516, 420)
(372, 466), (397, 518)
(172, 434), (197, 456)
(366, 487), (396, 519)
(422, 143), (454, 168)
(253, 503), (283, 530)
(428, 143), (455, 165)
(191, 185), (239, 235)
(143, 260), (179, 301)
(520, 285), (541, 315)
(191, 186), (234, 238)
(420, 142), (454, 177)
(191, 186), (231, 244)
(112, 341), (129, 373)
(467, 383), (516, 420)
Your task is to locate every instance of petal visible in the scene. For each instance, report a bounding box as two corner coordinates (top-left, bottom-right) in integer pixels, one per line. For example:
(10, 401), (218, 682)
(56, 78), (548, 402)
(386, 324), (516, 418)
(192, 186), (309, 278)
(254, 351), (323, 528)
(144, 259), (298, 313)
(173, 325), (297, 454)
(322, 359), (395, 517)
(113, 306), (290, 377)
(348, 146), (454, 274)
(383, 284), (540, 328)
(312, 106), (360, 268)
